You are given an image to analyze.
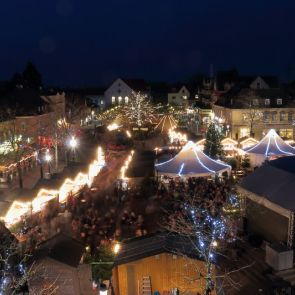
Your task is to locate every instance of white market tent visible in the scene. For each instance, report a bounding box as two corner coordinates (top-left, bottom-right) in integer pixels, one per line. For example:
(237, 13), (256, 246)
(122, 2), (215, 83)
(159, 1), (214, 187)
(155, 141), (231, 178)
(244, 129), (295, 166)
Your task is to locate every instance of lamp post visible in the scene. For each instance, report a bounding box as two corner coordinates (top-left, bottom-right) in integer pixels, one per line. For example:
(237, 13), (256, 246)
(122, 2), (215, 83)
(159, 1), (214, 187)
(44, 152), (52, 175)
(68, 137), (78, 163)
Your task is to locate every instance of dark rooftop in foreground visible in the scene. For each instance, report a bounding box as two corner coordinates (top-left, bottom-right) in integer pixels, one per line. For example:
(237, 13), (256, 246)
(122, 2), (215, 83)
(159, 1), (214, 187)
(114, 232), (201, 266)
(33, 232), (85, 268)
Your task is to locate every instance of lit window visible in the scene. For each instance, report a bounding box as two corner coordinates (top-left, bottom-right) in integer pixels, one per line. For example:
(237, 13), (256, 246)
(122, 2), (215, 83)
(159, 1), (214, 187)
(118, 96), (122, 104)
(288, 112), (293, 122)
(265, 99), (270, 106)
(272, 112), (277, 121)
(240, 128), (249, 138)
(280, 112), (286, 121)
(111, 96), (115, 104)
(280, 129), (293, 139)
(277, 98), (282, 105)
(125, 96), (129, 104)
(183, 96), (187, 100)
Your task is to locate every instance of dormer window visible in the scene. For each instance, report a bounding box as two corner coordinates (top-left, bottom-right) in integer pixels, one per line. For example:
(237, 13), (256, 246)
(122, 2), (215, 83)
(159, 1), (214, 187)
(265, 99), (270, 106)
(277, 98), (282, 105)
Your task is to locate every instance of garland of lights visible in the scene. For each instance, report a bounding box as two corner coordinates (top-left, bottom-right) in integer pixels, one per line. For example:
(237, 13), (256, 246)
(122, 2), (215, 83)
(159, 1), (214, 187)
(185, 203), (228, 293)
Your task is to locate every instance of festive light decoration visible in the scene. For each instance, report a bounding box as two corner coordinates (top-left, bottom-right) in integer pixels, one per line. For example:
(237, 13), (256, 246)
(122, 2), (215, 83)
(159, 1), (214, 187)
(154, 115), (177, 133)
(126, 130), (132, 138)
(120, 150), (134, 180)
(107, 123), (120, 131)
(184, 203), (228, 293)
(2, 147), (105, 226)
(239, 137), (258, 149)
(121, 91), (156, 127)
(168, 128), (187, 144)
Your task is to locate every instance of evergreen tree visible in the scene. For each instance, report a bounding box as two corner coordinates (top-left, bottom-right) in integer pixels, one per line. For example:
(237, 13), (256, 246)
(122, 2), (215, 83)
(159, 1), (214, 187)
(22, 61), (42, 89)
(204, 122), (224, 159)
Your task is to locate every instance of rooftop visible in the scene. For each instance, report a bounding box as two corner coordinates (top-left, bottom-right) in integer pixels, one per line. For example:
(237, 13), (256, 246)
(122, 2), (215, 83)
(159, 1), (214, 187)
(114, 232), (201, 266)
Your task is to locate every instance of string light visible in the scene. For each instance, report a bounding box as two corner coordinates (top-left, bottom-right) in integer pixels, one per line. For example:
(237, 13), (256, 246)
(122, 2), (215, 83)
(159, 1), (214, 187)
(2, 147), (105, 226)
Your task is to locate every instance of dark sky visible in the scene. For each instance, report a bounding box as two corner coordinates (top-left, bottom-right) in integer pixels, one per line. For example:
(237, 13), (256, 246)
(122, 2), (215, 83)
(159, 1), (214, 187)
(0, 0), (295, 87)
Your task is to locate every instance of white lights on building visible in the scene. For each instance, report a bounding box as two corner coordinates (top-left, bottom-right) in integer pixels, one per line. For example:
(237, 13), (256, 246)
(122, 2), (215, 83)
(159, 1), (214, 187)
(125, 96), (129, 104)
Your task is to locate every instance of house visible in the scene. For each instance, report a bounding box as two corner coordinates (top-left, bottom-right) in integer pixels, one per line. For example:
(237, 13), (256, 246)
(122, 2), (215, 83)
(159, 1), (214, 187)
(0, 88), (53, 144)
(104, 78), (150, 106)
(41, 89), (66, 119)
(112, 233), (215, 295)
(28, 232), (93, 295)
(168, 85), (190, 106)
(212, 77), (295, 139)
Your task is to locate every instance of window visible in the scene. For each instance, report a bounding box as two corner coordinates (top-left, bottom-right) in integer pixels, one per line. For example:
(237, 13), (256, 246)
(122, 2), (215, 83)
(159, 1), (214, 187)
(111, 96), (115, 104)
(125, 96), (129, 104)
(263, 112), (269, 121)
(277, 98), (283, 105)
(280, 112), (286, 121)
(271, 112), (277, 121)
(240, 128), (249, 138)
(172, 96), (176, 99)
(265, 99), (270, 106)
(288, 112), (293, 122)
(118, 96), (122, 104)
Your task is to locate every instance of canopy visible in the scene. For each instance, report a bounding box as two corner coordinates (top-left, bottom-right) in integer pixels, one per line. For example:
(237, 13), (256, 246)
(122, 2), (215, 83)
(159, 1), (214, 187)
(244, 129), (295, 156)
(154, 115), (177, 133)
(155, 141), (231, 177)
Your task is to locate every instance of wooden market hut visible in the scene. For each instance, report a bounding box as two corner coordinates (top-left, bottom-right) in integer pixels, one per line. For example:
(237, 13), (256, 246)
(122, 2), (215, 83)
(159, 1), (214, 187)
(112, 233), (216, 295)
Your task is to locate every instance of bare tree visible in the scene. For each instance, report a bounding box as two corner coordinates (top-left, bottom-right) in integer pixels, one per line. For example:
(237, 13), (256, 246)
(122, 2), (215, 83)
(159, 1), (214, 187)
(0, 222), (57, 295)
(164, 190), (249, 295)
(242, 102), (263, 137)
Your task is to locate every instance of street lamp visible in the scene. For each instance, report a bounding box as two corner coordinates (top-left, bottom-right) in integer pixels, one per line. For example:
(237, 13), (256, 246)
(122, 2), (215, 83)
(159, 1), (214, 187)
(69, 137), (78, 149)
(113, 242), (120, 254)
(68, 137), (78, 163)
(44, 152), (52, 174)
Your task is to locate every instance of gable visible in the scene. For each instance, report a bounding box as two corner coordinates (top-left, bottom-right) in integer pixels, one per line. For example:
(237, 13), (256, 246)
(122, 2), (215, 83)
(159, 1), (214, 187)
(104, 78), (132, 95)
(250, 76), (270, 90)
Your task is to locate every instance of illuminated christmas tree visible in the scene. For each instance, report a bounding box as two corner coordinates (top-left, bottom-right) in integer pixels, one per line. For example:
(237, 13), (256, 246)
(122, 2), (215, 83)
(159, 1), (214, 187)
(122, 91), (156, 127)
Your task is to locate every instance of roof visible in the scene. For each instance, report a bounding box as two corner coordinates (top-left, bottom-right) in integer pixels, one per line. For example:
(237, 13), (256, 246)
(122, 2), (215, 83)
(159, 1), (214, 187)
(114, 232), (201, 266)
(33, 232), (85, 268)
(155, 141), (231, 177)
(122, 79), (149, 92)
(244, 129), (295, 156)
(215, 87), (294, 108)
(240, 156), (295, 210)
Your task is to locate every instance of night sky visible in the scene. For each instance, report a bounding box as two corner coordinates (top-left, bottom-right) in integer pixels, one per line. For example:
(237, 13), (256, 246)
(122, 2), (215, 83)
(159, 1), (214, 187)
(0, 0), (295, 87)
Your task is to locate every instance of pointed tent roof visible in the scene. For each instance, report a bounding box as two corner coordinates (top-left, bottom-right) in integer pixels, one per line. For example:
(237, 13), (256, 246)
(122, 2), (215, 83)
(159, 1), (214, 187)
(155, 141), (231, 177)
(154, 115), (177, 133)
(244, 129), (295, 156)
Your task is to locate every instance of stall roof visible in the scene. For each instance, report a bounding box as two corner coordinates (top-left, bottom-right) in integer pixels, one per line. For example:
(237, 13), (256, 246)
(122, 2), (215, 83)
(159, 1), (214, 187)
(244, 129), (295, 156)
(155, 141), (231, 177)
(240, 156), (295, 210)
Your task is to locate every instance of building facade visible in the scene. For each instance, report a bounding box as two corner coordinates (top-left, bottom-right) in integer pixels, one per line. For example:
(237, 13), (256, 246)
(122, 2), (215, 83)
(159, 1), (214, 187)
(104, 78), (149, 107)
(212, 80), (295, 139)
(167, 85), (190, 106)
